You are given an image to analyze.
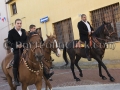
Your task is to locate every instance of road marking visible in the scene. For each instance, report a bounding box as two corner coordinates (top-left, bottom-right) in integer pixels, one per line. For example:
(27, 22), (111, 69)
(54, 70), (79, 76)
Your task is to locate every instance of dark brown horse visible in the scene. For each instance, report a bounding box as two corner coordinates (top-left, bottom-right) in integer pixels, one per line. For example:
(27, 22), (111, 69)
(63, 22), (116, 82)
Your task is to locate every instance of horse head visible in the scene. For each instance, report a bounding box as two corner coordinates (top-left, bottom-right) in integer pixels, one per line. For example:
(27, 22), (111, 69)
(27, 33), (43, 61)
(93, 21), (116, 41)
(43, 34), (61, 57)
(102, 21), (117, 41)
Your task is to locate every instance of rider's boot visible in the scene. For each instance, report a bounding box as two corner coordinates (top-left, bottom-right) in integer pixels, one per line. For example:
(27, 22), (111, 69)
(43, 67), (54, 80)
(85, 47), (91, 61)
(13, 68), (21, 86)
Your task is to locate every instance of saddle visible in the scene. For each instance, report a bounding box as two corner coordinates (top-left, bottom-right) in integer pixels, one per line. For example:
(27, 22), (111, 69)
(75, 40), (85, 48)
(75, 36), (92, 48)
(6, 59), (14, 69)
(6, 50), (27, 69)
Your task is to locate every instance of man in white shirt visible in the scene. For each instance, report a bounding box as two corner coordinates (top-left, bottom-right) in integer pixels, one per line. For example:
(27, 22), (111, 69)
(77, 14), (94, 61)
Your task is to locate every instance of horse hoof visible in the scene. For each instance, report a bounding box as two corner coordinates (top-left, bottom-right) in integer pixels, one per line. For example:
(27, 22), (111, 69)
(102, 76), (107, 80)
(75, 78), (81, 81)
(110, 77), (115, 82)
(79, 73), (83, 77)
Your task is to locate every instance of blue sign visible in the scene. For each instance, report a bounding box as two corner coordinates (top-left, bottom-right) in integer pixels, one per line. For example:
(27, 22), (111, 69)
(40, 16), (49, 23)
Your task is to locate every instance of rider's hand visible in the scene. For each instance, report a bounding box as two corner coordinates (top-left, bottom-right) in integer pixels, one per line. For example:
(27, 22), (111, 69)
(91, 31), (94, 33)
(88, 32), (91, 35)
(17, 44), (22, 48)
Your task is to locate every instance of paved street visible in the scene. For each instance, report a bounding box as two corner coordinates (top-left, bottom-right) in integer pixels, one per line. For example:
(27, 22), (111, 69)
(0, 69), (120, 90)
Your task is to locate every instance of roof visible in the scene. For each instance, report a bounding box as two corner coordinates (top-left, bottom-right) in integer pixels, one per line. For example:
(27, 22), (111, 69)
(6, 0), (14, 4)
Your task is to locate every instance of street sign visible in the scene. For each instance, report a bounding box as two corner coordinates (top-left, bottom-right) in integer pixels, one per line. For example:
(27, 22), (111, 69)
(40, 16), (49, 23)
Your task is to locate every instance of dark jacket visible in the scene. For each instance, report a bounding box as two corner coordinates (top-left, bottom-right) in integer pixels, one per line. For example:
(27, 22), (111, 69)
(8, 28), (27, 53)
(28, 31), (44, 44)
(77, 21), (94, 43)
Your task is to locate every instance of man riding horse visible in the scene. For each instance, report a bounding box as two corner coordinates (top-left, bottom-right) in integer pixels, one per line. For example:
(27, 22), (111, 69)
(28, 24), (54, 79)
(77, 14), (94, 61)
(8, 19), (27, 86)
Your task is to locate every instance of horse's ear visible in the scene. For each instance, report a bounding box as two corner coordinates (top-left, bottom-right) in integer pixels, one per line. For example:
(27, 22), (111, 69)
(103, 21), (106, 24)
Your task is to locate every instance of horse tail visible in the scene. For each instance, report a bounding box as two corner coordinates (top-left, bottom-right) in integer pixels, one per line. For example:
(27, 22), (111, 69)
(63, 46), (69, 66)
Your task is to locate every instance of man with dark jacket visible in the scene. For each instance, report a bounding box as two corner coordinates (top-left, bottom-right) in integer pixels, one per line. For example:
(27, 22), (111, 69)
(8, 19), (27, 86)
(28, 24), (44, 44)
(77, 14), (94, 61)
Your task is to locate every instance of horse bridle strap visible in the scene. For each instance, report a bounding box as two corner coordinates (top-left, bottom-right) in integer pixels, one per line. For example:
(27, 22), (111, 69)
(104, 25), (116, 37)
(43, 57), (52, 63)
(22, 58), (43, 75)
(42, 57), (52, 69)
(92, 37), (106, 52)
(31, 46), (42, 53)
(21, 49), (40, 66)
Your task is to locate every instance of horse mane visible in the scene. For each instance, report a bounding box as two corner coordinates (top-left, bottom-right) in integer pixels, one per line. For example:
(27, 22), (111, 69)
(27, 31), (40, 42)
(93, 24), (104, 37)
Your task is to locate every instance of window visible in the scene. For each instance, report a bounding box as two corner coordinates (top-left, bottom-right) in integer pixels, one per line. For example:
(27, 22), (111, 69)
(90, 3), (120, 40)
(11, 3), (17, 15)
(53, 18), (74, 49)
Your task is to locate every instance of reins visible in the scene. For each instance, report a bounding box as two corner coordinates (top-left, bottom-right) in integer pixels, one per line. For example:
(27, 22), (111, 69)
(104, 25), (116, 37)
(91, 24), (115, 52)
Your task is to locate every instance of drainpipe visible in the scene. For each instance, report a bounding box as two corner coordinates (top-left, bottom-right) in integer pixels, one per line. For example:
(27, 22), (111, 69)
(4, 0), (11, 54)
(5, 0), (10, 30)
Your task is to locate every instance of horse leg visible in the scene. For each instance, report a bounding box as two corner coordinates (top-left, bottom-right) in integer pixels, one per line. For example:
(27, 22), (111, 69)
(22, 83), (27, 90)
(6, 75), (16, 90)
(75, 55), (83, 77)
(69, 53), (80, 81)
(98, 62), (107, 80)
(35, 82), (42, 90)
(95, 56), (115, 82)
(43, 76), (52, 90)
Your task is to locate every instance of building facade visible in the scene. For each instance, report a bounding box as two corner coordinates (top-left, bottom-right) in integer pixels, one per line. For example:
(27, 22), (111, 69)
(6, 0), (120, 63)
(0, 0), (10, 64)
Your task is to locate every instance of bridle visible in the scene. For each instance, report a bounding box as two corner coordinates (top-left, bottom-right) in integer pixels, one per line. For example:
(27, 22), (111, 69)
(94, 24), (116, 42)
(21, 35), (44, 75)
(104, 25), (116, 37)
(28, 34), (43, 54)
(43, 39), (59, 54)
(30, 45), (42, 54)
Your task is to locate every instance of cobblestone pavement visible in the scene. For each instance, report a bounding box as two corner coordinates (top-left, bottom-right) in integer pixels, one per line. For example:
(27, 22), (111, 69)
(0, 69), (120, 90)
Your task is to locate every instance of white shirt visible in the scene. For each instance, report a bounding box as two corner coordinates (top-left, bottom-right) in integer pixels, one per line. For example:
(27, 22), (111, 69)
(82, 21), (91, 32)
(15, 28), (22, 36)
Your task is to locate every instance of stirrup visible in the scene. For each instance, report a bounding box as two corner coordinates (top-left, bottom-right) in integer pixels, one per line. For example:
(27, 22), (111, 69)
(13, 80), (21, 86)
